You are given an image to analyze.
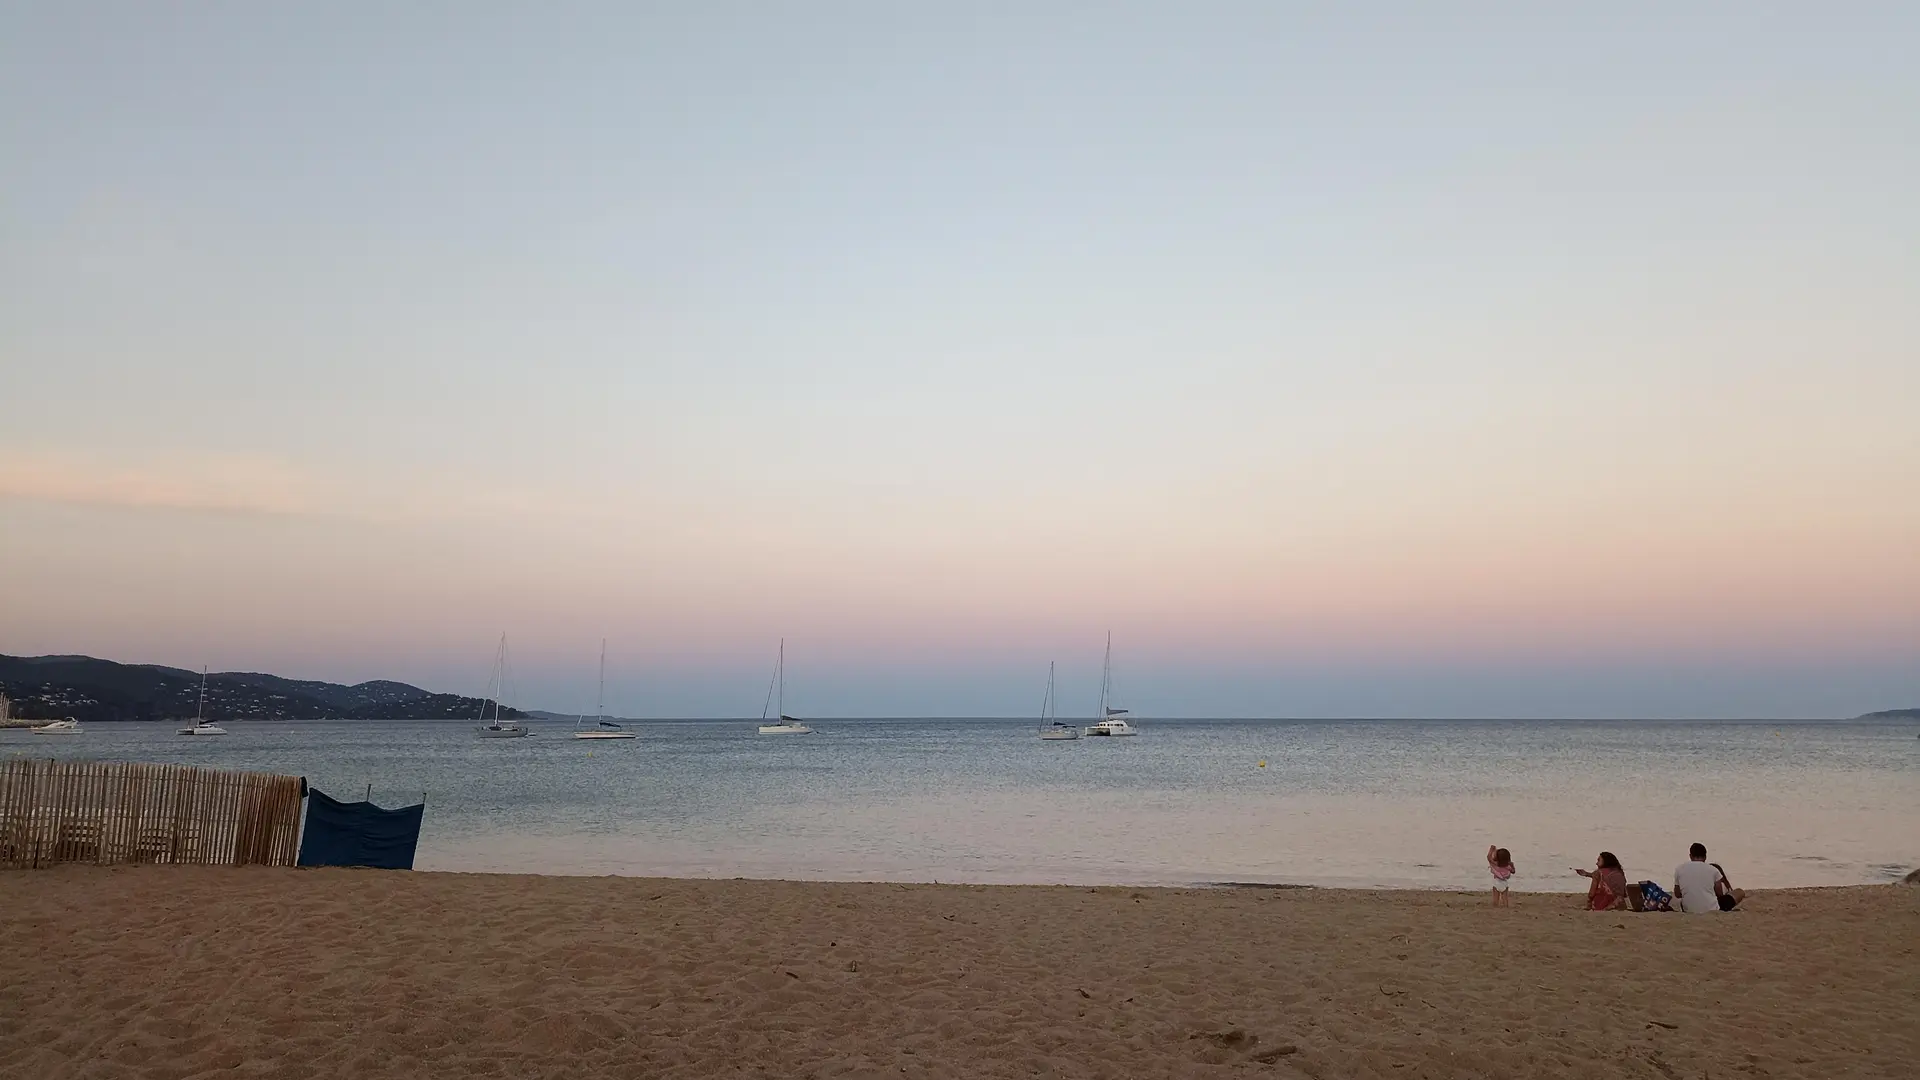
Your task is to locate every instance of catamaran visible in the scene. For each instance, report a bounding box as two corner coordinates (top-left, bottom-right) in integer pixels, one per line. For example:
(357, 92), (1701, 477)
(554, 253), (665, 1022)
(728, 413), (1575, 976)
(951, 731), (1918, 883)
(176, 667), (228, 735)
(756, 639), (813, 734)
(474, 633), (530, 738)
(574, 638), (636, 740)
(1037, 661), (1078, 740)
(1084, 633), (1137, 736)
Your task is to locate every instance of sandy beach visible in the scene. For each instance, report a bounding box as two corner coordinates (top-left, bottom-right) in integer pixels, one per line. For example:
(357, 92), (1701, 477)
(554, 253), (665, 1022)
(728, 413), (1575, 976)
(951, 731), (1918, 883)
(2, 868), (1914, 1079)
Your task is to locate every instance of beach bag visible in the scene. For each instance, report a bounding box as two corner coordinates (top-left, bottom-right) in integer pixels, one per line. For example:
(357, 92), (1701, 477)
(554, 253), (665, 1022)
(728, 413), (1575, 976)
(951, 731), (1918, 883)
(1637, 881), (1674, 912)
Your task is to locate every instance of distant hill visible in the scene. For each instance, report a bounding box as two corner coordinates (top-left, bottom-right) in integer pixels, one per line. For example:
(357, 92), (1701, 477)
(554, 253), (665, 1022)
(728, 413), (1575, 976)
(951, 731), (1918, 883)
(521, 709), (637, 724)
(1856, 707), (1920, 721)
(0, 654), (523, 723)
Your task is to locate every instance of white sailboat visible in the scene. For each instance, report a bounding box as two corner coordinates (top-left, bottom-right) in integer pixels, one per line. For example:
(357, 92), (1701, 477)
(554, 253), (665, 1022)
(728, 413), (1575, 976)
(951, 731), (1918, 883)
(1038, 661), (1078, 740)
(176, 667), (228, 735)
(1084, 633), (1137, 736)
(474, 633), (530, 738)
(756, 639), (813, 734)
(574, 638), (636, 741)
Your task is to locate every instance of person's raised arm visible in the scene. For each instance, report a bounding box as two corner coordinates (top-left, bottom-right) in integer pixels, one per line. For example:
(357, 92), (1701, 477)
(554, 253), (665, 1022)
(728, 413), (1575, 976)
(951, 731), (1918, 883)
(1487, 845), (1497, 867)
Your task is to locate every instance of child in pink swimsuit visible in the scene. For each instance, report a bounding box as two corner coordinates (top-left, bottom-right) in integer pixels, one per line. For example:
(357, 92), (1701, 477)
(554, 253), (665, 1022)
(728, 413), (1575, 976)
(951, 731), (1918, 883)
(1487, 845), (1516, 907)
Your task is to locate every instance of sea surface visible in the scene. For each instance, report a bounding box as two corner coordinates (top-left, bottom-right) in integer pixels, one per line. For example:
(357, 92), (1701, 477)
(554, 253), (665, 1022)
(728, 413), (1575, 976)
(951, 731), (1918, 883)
(6, 717), (1915, 890)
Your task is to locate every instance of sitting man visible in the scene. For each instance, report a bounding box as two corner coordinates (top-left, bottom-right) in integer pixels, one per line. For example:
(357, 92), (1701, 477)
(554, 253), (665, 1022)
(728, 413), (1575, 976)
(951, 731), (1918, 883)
(1674, 842), (1727, 913)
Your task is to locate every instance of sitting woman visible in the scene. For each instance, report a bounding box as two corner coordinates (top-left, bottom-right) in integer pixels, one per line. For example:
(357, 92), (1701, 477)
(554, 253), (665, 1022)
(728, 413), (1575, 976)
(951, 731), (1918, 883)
(1575, 851), (1630, 910)
(1712, 863), (1748, 910)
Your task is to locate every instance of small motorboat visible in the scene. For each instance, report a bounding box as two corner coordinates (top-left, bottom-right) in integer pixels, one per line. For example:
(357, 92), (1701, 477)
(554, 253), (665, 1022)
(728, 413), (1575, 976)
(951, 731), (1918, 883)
(31, 717), (82, 734)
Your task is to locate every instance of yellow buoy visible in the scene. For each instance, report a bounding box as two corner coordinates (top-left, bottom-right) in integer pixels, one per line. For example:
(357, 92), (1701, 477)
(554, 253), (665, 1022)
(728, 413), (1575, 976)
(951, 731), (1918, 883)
(1257, 760), (1267, 768)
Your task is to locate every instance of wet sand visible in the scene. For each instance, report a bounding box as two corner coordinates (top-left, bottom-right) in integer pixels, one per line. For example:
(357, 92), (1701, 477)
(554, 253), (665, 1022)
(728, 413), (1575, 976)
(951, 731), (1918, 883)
(2, 867), (1914, 1078)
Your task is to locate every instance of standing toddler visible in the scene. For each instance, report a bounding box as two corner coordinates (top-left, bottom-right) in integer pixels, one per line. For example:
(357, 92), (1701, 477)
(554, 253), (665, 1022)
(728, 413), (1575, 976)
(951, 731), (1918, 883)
(1487, 845), (1515, 907)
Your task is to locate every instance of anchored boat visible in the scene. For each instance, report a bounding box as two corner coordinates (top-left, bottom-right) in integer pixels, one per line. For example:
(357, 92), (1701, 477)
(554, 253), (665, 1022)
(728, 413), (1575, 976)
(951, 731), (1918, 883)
(177, 667), (227, 735)
(1083, 633), (1137, 737)
(574, 639), (636, 741)
(757, 639), (813, 734)
(474, 634), (530, 738)
(1038, 661), (1078, 740)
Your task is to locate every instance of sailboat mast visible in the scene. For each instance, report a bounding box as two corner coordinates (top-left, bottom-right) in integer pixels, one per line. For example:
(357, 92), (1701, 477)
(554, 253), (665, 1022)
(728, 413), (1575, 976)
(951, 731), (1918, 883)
(492, 633), (507, 724)
(777, 638), (784, 717)
(196, 666), (208, 723)
(1097, 632), (1111, 720)
(596, 638), (607, 721)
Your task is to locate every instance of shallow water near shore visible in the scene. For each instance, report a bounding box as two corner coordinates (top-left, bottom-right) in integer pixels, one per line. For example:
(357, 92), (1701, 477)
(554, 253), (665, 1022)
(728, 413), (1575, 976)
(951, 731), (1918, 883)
(6, 717), (1914, 889)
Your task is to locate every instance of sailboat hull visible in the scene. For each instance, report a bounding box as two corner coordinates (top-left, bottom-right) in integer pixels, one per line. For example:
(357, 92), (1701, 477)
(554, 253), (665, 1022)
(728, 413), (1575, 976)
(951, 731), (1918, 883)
(573, 730), (636, 740)
(758, 724), (813, 734)
(475, 725), (529, 738)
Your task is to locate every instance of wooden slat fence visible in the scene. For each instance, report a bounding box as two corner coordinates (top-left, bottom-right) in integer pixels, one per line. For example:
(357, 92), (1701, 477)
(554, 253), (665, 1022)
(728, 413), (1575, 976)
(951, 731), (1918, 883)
(0, 759), (305, 869)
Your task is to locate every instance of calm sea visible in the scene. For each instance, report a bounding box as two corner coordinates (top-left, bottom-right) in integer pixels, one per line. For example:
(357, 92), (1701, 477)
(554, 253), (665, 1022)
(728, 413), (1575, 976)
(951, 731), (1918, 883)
(6, 717), (1915, 890)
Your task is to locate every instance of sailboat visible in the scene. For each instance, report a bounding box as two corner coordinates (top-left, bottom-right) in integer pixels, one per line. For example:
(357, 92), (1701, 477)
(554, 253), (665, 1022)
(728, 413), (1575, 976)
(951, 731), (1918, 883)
(1038, 661), (1078, 740)
(574, 639), (636, 740)
(1083, 633), (1137, 736)
(756, 639), (813, 734)
(176, 667), (228, 735)
(474, 633), (530, 738)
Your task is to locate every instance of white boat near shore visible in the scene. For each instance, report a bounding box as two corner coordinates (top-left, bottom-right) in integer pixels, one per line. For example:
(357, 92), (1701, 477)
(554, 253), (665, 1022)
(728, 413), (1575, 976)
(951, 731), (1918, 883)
(31, 717), (82, 734)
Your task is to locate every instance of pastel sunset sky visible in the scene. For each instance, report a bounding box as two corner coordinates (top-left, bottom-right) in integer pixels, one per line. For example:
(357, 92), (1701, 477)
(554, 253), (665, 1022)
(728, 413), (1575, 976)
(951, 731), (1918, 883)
(3, 6), (1916, 717)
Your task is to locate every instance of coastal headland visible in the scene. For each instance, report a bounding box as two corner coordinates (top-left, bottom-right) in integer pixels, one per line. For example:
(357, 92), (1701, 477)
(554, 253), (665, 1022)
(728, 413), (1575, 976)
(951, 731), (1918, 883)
(2, 867), (1913, 1078)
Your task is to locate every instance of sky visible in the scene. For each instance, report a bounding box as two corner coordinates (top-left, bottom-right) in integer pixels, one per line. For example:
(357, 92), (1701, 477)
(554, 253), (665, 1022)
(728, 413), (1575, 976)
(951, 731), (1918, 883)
(2, 5), (1916, 718)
